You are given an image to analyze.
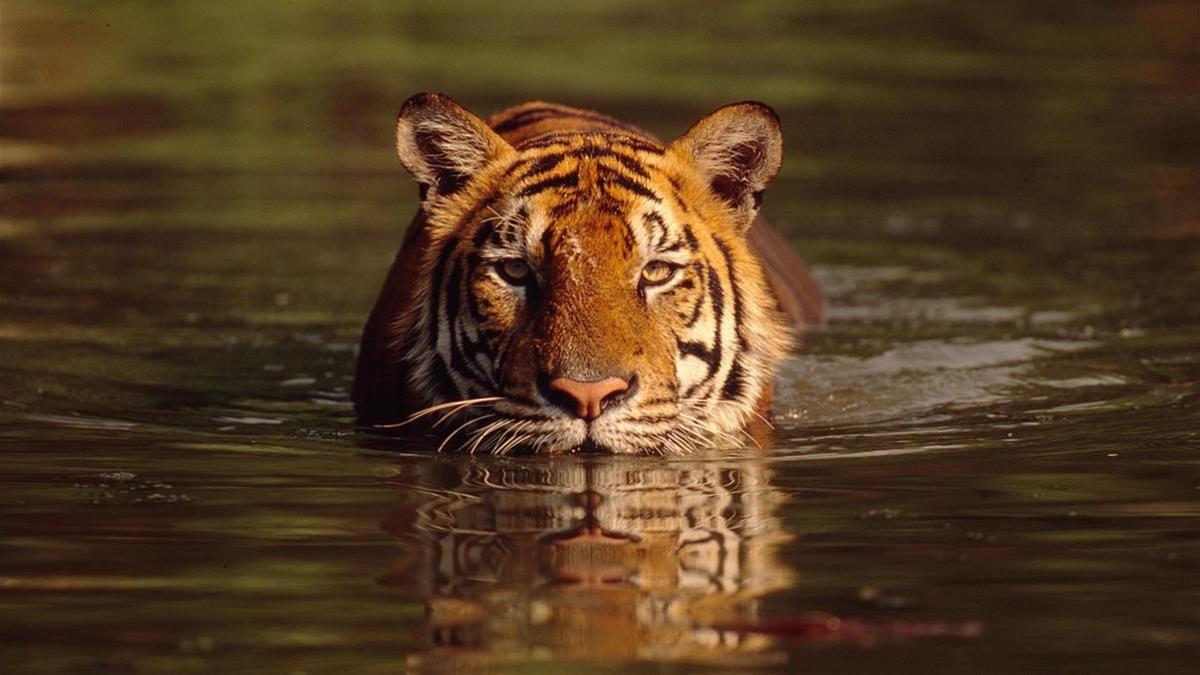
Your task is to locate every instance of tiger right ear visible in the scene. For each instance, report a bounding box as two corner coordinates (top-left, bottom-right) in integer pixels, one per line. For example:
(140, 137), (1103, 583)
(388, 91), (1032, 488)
(669, 101), (783, 231)
(395, 92), (514, 203)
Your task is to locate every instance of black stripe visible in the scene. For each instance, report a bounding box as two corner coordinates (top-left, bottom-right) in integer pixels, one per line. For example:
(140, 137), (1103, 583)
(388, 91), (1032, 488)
(494, 108), (644, 135)
(603, 172), (661, 202)
(516, 134), (574, 150)
(619, 217), (636, 255)
(712, 234), (748, 350)
(428, 236), (459, 349)
(444, 259), (483, 382)
(462, 332), (494, 373)
(612, 136), (665, 155)
(643, 211), (667, 248)
(595, 198), (625, 216)
(472, 221), (496, 248)
(491, 107), (565, 134)
(518, 131), (661, 154)
(681, 263), (726, 399)
(706, 264), (727, 376)
(479, 327), (504, 357)
(430, 355), (460, 401)
(606, 152), (651, 179)
(445, 257), (463, 323)
(464, 254), (490, 323)
(502, 156), (534, 178)
(573, 142), (606, 159)
(683, 262), (706, 328)
(668, 176), (691, 214)
(519, 171), (578, 198)
(678, 340), (718, 366)
(494, 214), (525, 248)
(682, 224), (700, 251)
(514, 152), (568, 182)
(721, 360), (746, 401)
(566, 143), (657, 170)
(548, 200), (577, 220)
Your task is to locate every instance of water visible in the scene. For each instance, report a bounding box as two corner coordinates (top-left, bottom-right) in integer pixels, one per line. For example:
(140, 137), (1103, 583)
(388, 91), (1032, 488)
(2, 1), (1198, 672)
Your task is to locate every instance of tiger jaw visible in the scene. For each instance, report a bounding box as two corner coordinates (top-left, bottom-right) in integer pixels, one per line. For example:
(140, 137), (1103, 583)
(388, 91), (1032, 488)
(476, 397), (685, 455)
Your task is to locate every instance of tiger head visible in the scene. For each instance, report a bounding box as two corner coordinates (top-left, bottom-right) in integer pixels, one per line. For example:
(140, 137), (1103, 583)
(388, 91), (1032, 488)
(356, 93), (797, 454)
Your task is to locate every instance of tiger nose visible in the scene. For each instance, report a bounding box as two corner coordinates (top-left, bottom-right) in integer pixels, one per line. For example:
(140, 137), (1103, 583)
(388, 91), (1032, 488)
(547, 376), (630, 421)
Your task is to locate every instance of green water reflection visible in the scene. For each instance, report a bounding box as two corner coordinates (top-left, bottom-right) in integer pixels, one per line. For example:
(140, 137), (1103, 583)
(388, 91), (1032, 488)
(2, 1), (1198, 672)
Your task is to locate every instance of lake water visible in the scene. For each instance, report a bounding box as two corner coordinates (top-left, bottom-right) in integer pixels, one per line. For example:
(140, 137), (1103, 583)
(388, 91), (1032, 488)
(2, 1), (1198, 672)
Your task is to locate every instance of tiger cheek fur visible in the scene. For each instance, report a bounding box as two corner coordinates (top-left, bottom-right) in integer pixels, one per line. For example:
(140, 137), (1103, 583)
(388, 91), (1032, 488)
(353, 93), (822, 455)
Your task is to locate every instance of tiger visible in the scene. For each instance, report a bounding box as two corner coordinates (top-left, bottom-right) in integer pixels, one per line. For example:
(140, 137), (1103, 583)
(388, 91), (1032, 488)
(353, 93), (822, 454)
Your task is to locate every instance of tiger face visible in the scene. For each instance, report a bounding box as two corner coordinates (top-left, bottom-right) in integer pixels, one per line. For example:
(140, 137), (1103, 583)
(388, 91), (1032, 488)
(356, 93), (795, 454)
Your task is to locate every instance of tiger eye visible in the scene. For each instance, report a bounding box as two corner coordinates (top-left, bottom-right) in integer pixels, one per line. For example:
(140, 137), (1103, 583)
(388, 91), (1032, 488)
(496, 259), (533, 285)
(640, 261), (678, 286)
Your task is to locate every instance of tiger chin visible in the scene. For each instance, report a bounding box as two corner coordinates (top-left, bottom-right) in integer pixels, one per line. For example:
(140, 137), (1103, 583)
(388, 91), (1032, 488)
(354, 93), (822, 455)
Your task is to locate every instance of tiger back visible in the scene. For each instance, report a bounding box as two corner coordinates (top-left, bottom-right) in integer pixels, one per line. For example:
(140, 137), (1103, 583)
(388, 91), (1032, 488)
(354, 93), (822, 454)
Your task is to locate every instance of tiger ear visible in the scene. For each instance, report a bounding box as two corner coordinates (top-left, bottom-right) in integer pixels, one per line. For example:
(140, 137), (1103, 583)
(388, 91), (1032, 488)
(669, 101), (783, 230)
(395, 92), (514, 203)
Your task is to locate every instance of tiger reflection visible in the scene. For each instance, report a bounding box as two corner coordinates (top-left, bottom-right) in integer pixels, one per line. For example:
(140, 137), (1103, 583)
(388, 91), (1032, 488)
(380, 458), (792, 668)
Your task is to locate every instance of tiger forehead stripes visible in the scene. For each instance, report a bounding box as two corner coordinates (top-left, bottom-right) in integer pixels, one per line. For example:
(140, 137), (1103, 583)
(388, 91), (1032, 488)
(353, 93), (823, 455)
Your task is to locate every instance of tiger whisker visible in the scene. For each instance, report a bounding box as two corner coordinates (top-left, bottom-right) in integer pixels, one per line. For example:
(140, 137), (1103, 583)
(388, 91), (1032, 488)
(437, 414), (495, 453)
(373, 396), (503, 429)
(496, 426), (534, 456)
(707, 424), (747, 449)
(432, 401), (494, 429)
(735, 424), (764, 449)
(677, 410), (746, 452)
(740, 406), (775, 430)
(501, 421), (536, 455)
(487, 420), (524, 456)
(675, 412), (716, 444)
(467, 418), (510, 455)
(671, 421), (709, 450)
(664, 427), (698, 456)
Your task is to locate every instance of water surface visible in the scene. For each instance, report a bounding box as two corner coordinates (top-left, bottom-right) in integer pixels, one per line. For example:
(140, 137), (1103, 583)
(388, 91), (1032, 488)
(2, 1), (1198, 672)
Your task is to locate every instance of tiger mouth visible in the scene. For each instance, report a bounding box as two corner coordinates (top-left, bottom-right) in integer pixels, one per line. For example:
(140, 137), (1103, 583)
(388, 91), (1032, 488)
(444, 405), (677, 456)
(385, 394), (710, 455)
(575, 438), (607, 454)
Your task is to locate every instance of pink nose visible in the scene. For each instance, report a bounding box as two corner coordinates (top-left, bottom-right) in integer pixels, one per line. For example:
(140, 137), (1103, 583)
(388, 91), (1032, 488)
(548, 376), (629, 421)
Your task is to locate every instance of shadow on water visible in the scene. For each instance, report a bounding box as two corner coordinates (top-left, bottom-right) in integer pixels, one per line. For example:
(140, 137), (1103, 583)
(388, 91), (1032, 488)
(379, 456), (798, 668)
(377, 454), (1000, 670)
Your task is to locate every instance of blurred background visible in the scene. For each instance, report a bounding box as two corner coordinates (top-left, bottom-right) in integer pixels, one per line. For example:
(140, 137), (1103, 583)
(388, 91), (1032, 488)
(2, 1), (1198, 672)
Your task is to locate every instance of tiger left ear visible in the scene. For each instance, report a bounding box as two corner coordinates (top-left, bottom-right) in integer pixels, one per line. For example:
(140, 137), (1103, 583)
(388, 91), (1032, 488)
(395, 92), (514, 204)
(669, 101), (783, 231)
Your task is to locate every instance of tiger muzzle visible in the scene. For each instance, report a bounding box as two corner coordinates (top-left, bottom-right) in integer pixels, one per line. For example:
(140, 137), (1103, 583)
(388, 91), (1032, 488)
(542, 374), (638, 421)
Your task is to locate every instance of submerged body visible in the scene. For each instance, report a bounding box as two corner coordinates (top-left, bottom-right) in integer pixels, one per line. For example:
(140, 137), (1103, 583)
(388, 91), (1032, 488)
(354, 94), (821, 454)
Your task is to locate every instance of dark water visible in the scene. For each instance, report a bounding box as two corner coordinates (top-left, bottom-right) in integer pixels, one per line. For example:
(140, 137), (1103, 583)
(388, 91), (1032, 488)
(3, 1), (1198, 672)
